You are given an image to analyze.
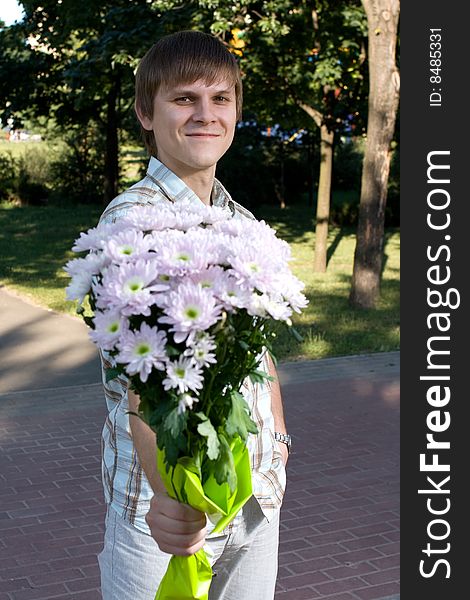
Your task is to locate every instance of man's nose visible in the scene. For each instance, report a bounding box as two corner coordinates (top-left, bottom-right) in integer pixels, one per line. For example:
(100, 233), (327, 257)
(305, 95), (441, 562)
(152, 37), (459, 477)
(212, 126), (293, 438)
(192, 98), (216, 123)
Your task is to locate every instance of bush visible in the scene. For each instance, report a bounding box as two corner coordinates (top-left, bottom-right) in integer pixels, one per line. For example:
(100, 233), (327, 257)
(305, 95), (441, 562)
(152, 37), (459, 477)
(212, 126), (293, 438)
(49, 130), (105, 205)
(16, 149), (51, 205)
(0, 152), (17, 200)
(0, 145), (51, 205)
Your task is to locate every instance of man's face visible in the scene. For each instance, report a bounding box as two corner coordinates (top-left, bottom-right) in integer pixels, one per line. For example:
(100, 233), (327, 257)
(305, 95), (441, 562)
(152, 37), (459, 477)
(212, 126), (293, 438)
(138, 79), (238, 178)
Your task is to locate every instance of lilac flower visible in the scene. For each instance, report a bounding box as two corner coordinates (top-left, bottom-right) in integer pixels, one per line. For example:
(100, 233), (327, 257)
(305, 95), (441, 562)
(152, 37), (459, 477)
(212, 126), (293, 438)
(172, 211), (205, 231)
(216, 274), (253, 311)
(257, 294), (293, 321)
(184, 334), (217, 367)
(72, 222), (121, 252)
(212, 218), (247, 238)
(103, 229), (153, 263)
(200, 204), (232, 225)
(121, 203), (177, 232)
(64, 252), (106, 277)
(64, 253), (107, 303)
(273, 273), (309, 313)
(226, 240), (275, 294)
(189, 266), (226, 290)
(157, 282), (222, 344)
(65, 270), (94, 304)
(97, 259), (166, 316)
(89, 310), (129, 351)
(116, 323), (168, 383)
(162, 234), (209, 275)
(163, 357), (204, 394)
(177, 393), (199, 414)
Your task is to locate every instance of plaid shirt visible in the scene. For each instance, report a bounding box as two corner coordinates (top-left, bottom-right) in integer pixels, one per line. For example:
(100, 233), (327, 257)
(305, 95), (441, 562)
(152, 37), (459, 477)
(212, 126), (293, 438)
(99, 157), (286, 534)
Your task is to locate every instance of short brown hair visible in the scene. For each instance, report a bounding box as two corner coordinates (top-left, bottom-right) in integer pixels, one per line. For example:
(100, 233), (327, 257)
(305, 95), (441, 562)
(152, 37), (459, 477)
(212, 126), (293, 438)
(135, 30), (243, 157)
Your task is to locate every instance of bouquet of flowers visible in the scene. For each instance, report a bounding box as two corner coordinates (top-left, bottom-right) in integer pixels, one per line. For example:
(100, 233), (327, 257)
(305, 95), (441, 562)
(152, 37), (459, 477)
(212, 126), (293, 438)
(65, 199), (308, 600)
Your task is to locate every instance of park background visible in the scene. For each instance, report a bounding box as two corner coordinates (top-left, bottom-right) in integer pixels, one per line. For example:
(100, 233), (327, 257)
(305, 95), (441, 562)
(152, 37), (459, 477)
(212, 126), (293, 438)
(0, 0), (399, 362)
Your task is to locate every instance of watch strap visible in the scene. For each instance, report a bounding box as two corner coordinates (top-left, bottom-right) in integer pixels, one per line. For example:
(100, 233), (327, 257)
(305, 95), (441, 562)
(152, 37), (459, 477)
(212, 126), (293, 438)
(274, 431), (292, 453)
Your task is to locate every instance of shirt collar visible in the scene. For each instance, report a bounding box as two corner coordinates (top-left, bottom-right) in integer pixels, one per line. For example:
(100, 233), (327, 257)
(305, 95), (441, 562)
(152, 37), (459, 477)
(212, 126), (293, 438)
(146, 156), (234, 214)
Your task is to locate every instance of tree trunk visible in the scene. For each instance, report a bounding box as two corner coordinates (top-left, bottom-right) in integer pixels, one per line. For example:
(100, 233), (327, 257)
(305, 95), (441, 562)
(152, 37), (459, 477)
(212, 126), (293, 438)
(349, 0), (400, 308)
(103, 75), (120, 205)
(299, 103), (334, 273)
(313, 124), (334, 272)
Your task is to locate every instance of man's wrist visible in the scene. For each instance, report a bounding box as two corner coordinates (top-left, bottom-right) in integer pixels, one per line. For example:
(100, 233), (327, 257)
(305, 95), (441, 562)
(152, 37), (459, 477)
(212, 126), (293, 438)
(274, 431), (292, 454)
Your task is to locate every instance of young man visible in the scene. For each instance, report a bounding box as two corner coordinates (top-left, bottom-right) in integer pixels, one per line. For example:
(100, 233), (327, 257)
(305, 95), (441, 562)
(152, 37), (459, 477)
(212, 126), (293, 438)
(97, 30), (291, 599)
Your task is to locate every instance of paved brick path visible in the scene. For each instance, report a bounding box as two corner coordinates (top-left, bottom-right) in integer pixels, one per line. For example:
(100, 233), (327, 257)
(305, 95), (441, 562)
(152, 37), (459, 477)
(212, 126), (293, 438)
(0, 289), (399, 599)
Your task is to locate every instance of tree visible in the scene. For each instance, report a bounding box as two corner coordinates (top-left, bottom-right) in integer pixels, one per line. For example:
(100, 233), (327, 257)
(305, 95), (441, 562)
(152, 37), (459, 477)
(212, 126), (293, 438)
(349, 0), (400, 308)
(198, 0), (367, 272)
(1, 0), (189, 203)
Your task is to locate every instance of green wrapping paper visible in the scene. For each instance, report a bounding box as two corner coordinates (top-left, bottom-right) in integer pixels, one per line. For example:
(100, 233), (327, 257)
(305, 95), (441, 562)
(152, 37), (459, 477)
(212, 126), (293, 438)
(154, 437), (253, 600)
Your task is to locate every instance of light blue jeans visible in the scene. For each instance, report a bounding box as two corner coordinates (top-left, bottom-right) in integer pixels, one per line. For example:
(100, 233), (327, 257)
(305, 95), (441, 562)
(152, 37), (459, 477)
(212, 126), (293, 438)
(98, 496), (280, 600)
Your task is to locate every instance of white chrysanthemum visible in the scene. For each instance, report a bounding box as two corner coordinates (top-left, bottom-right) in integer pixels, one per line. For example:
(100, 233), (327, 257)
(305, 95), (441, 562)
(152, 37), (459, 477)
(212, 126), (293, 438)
(72, 222), (122, 252)
(200, 204), (232, 224)
(189, 266), (226, 290)
(177, 393), (199, 414)
(97, 259), (166, 316)
(272, 272), (309, 313)
(215, 273), (253, 311)
(226, 240), (276, 293)
(161, 234), (209, 275)
(117, 323), (168, 383)
(64, 253), (107, 303)
(103, 229), (153, 263)
(157, 282), (222, 344)
(120, 203), (177, 232)
(89, 310), (129, 351)
(163, 357), (204, 394)
(184, 333), (217, 367)
(65, 270), (94, 304)
(257, 294), (292, 321)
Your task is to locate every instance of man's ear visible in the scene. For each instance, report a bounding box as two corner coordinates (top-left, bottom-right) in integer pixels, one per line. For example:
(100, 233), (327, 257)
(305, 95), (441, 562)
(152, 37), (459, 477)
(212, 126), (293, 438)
(135, 101), (153, 131)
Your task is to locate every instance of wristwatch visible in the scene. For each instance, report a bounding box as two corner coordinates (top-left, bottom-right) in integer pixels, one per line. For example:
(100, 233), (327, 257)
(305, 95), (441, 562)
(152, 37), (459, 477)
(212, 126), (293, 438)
(274, 431), (292, 454)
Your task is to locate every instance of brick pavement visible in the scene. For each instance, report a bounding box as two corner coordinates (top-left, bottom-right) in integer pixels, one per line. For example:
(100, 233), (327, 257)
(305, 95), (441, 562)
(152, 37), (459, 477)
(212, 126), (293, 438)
(0, 289), (400, 600)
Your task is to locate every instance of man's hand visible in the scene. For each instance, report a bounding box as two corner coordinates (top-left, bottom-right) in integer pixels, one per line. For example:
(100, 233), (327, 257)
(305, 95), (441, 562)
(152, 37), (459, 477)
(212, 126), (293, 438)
(145, 493), (207, 556)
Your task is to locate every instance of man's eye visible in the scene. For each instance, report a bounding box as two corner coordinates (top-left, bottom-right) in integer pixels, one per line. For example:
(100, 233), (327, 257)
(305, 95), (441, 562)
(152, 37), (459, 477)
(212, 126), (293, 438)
(175, 97), (192, 103)
(214, 96), (229, 102)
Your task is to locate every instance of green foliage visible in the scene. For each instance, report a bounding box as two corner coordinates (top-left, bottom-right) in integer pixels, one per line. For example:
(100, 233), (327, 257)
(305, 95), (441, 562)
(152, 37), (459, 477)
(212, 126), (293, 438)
(0, 152), (17, 200)
(197, 0), (368, 132)
(49, 130), (105, 204)
(0, 142), (59, 205)
(196, 414), (220, 460)
(226, 390), (258, 439)
(211, 433), (236, 491)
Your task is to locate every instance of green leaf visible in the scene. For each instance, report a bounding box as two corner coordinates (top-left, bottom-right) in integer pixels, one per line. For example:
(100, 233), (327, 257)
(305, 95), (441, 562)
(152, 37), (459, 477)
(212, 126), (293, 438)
(249, 369), (275, 385)
(164, 407), (188, 438)
(165, 344), (180, 357)
(212, 434), (236, 493)
(288, 325), (304, 343)
(226, 390), (258, 440)
(83, 315), (95, 329)
(156, 424), (185, 467)
(268, 350), (278, 368)
(238, 340), (250, 351)
(196, 413), (220, 460)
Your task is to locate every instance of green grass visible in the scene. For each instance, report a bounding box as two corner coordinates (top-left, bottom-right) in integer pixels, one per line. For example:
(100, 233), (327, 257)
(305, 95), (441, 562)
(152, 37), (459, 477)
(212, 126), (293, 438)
(251, 205), (400, 361)
(0, 202), (102, 313)
(0, 201), (400, 361)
